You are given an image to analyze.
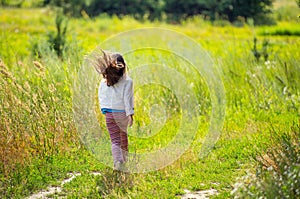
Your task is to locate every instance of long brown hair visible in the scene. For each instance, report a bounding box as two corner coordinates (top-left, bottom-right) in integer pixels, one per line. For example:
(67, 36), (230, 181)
(93, 50), (126, 86)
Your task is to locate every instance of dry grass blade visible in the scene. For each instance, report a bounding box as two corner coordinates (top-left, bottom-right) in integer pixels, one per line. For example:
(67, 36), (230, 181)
(33, 61), (44, 71)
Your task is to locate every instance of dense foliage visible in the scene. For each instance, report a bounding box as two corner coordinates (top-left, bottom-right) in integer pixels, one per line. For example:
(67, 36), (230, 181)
(1, 0), (275, 24)
(164, 0), (274, 23)
(232, 124), (300, 198)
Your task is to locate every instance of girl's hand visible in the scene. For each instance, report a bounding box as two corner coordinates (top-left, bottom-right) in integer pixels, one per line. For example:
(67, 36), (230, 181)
(128, 115), (133, 127)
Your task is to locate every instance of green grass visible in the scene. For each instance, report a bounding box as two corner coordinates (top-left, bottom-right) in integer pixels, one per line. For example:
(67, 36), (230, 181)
(0, 6), (300, 199)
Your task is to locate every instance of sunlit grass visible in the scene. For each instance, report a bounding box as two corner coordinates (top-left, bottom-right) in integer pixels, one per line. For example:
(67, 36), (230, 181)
(0, 6), (299, 198)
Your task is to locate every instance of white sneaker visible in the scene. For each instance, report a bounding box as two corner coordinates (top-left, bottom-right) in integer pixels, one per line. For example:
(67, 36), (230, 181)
(114, 161), (122, 170)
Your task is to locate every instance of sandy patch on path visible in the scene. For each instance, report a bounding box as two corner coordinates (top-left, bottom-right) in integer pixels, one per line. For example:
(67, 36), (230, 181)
(181, 189), (218, 199)
(27, 172), (101, 199)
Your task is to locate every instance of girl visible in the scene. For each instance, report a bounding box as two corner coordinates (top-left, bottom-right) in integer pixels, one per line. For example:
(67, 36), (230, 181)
(95, 50), (134, 170)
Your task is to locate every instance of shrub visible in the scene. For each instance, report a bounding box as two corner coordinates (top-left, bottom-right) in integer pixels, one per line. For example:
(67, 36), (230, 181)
(232, 123), (300, 198)
(31, 10), (68, 59)
(47, 10), (68, 58)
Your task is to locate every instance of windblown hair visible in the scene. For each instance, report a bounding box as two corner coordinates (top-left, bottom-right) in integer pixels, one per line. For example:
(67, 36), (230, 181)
(92, 50), (126, 86)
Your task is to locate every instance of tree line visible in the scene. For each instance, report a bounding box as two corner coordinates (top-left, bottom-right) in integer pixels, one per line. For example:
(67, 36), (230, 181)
(2, 0), (276, 24)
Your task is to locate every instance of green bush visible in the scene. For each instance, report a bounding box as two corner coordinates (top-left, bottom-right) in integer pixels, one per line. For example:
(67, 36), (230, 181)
(31, 10), (68, 59)
(232, 123), (300, 198)
(48, 10), (68, 58)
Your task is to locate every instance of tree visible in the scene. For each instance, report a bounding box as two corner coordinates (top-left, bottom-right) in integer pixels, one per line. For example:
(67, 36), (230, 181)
(164, 0), (274, 23)
(47, 10), (68, 58)
(48, 0), (91, 17)
(86, 0), (163, 21)
(44, 0), (275, 24)
(164, 0), (206, 21)
(197, 0), (233, 21)
(225, 0), (274, 23)
(0, 0), (24, 7)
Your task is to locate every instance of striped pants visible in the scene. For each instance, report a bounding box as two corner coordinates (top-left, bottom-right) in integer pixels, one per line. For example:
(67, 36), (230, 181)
(105, 112), (129, 165)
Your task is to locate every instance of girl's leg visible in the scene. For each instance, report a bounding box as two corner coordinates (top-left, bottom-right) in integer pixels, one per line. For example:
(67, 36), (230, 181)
(106, 113), (124, 166)
(113, 112), (129, 162)
(120, 130), (128, 162)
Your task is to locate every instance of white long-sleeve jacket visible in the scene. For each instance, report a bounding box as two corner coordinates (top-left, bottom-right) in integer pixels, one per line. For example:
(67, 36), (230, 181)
(98, 75), (134, 116)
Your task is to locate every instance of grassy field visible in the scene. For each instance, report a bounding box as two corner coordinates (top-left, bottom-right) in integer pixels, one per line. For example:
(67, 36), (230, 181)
(0, 2), (300, 198)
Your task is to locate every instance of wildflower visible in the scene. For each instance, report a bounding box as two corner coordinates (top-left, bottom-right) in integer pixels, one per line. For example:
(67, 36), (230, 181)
(264, 60), (276, 69)
(283, 86), (288, 95)
(17, 60), (24, 66)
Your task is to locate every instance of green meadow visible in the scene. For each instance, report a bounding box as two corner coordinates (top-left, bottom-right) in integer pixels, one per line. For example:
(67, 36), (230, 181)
(0, 1), (300, 198)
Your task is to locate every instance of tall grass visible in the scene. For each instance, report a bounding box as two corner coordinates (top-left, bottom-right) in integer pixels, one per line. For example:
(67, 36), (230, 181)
(0, 53), (78, 175)
(0, 9), (85, 176)
(232, 122), (300, 198)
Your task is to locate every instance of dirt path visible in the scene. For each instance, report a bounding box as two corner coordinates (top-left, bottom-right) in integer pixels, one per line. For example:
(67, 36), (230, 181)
(27, 172), (101, 199)
(27, 172), (218, 199)
(181, 189), (218, 199)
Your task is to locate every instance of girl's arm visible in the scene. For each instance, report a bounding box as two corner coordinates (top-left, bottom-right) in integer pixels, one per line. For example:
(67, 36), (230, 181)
(128, 114), (133, 127)
(124, 78), (134, 117)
